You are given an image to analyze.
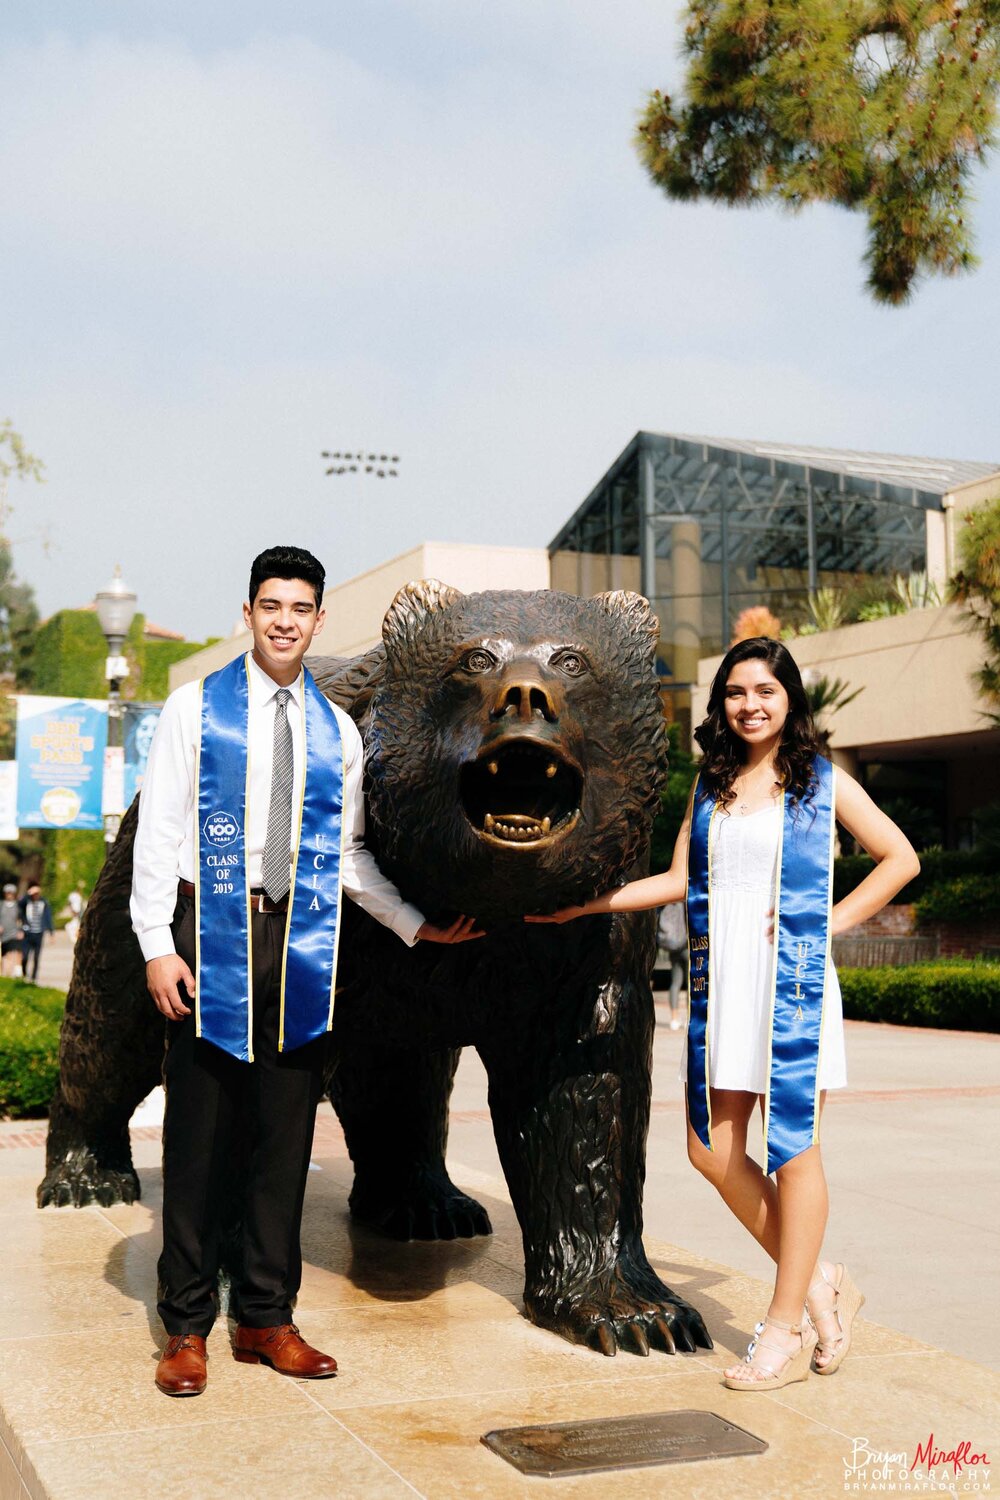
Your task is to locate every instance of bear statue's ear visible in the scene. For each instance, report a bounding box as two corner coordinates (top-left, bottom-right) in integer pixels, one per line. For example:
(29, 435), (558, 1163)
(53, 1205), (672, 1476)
(592, 590), (661, 661)
(383, 578), (464, 658)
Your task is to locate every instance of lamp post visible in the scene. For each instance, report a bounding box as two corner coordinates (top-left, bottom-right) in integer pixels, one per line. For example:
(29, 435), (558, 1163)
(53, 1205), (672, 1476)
(94, 566), (137, 850)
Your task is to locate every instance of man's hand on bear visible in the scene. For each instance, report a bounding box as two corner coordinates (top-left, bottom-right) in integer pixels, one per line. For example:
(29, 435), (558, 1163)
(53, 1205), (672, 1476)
(415, 915), (484, 944)
(146, 955), (196, 1019)
(145, 924), (480, 1014)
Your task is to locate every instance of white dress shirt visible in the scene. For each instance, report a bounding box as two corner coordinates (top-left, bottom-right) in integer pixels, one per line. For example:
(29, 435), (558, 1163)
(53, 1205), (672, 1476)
(130, 653), (425, 962)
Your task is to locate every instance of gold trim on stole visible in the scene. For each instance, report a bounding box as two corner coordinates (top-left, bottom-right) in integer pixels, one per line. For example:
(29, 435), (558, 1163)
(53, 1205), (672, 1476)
(761, 791), (786, 1166)
(811, 766), (838, 1146)
(326, 744), (347, 1033)
(193, 679), (204, 1041)
(242, 656), (254, 1064)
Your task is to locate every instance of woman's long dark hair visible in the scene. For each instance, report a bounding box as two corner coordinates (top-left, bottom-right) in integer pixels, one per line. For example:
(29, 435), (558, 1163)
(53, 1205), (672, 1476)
(693, 637), (825, 808)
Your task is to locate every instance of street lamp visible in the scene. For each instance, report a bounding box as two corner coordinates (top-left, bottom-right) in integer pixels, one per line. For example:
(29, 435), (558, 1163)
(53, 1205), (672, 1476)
(94, 566), (137, 849)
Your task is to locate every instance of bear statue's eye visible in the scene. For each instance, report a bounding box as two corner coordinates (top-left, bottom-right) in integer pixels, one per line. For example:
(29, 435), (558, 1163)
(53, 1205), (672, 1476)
(462, 648), (496, 674)
(551, 649), (587, 677)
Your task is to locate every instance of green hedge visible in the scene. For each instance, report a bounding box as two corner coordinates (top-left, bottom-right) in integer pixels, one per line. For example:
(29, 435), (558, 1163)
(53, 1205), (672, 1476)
(913, 875), (1000, 927)
(839, 961), (1000, 1032)
(0, 979), (65, 1117)
(142, 638), (207, 700)
(833, 848), (996, 904)
(42, 829), (106, 922)
(31, 609), (122, 698)
(650, 724), (698, 874)
(32, 608), (207, 700)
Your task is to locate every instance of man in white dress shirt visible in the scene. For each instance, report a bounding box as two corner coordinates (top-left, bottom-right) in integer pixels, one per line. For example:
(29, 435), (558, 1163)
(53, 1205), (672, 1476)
(132, 545), (480, 1397)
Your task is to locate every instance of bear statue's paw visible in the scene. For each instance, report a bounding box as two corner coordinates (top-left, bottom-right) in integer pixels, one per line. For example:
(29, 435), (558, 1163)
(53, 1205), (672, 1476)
(525, 1261), (713, 1357)
(37, 1148), (141, 1209)
(349, 1166), (492, 1242)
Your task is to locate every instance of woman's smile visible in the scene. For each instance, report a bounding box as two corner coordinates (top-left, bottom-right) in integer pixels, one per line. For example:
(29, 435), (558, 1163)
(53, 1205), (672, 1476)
(724, 660), (790, 745)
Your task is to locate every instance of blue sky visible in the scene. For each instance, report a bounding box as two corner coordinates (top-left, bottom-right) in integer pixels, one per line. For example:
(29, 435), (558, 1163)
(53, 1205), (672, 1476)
(3, 2), (998, 640)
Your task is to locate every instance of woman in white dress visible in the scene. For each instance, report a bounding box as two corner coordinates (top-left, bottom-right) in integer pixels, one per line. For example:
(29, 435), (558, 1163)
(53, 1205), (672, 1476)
(528, 637), (919, 1391)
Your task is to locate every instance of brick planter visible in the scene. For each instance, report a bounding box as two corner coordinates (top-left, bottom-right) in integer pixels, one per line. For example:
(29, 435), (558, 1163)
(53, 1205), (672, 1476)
(923, 919), (1000, 960)
(836, 902), (1000, 963)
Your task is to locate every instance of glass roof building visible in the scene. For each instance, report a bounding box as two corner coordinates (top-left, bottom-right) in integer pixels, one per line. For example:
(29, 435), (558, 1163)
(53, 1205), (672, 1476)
(549, 430), (998, 736)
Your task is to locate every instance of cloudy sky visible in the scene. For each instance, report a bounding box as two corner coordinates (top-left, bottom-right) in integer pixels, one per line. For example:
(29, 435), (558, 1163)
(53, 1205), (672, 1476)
(4, 2), (999, 640)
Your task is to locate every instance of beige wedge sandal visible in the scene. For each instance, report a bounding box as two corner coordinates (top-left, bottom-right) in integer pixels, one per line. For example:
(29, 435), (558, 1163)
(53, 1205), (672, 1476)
(722, 1314), (817, 1392)
(807, 1262), (866, 1375)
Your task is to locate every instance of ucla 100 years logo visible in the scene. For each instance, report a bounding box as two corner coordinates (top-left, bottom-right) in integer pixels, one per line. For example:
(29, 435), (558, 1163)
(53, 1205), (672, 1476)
(203, 810), (240, 848)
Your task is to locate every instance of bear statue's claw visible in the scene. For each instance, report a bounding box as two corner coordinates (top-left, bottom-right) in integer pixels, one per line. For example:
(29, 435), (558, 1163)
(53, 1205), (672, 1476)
(593, 1321), (617, 1358)
(526, 1264), (714, 1357)
(349, 1172), (492, 1242)
(37, 1150), (141, 1209)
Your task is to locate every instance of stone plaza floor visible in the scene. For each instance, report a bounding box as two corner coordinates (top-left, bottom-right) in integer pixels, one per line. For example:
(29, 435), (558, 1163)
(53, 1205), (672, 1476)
(0, 936), (996, 1498)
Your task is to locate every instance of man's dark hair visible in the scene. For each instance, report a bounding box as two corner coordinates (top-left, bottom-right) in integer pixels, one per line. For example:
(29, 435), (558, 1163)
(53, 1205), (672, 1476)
(248, 546), (326, 609)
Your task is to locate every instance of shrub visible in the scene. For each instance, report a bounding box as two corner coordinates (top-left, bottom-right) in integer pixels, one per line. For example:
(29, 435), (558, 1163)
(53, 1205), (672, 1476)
(732, 605), (782, 643)
(839, 961), (1000, 1032)
(913, 875), (1000, 927)
(833, 848), (996, 904)
(650, 724), (698, 873)
(0, 979), (64, 1117)
(43, 829), (106, 921)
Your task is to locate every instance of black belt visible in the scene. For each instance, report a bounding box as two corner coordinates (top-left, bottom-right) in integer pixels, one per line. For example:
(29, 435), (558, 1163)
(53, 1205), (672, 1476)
(177, 879), (289, 914)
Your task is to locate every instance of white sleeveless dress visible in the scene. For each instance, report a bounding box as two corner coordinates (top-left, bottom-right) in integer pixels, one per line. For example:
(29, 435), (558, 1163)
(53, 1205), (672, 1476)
(679, 801), (847, 1093)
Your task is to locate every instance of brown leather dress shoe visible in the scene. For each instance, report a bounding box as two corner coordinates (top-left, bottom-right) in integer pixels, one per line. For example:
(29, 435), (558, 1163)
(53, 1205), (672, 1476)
(232, 1323), (337, 1378)
(155, 1334), (207, 1396)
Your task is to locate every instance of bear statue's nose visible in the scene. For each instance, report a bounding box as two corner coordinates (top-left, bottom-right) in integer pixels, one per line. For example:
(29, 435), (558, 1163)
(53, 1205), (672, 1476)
(491, 674), (559, 723)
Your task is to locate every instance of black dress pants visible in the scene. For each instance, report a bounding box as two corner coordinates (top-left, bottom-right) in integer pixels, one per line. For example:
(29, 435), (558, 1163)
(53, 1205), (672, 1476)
(158, 895), (325, 1337)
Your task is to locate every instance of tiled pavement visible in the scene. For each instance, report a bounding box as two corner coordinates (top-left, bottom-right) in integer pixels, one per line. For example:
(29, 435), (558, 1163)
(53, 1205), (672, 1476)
(0, 944), (996, 1498)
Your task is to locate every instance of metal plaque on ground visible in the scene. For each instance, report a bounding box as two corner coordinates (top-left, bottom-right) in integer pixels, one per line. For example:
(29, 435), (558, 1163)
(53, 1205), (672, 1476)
(481, 1410), (768, 1478)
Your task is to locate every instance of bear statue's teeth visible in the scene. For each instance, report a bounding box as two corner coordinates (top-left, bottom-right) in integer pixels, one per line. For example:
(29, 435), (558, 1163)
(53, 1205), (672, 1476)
(487, 816), (546, 841)
(460, 741), (581, 846)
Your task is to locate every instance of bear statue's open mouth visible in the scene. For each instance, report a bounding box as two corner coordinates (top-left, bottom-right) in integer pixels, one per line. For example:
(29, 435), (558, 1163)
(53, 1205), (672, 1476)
(460, 740), (582, 848)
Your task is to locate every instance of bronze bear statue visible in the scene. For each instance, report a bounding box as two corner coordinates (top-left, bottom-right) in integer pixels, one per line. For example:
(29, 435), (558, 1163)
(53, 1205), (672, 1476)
(39, 582), (711, 1358)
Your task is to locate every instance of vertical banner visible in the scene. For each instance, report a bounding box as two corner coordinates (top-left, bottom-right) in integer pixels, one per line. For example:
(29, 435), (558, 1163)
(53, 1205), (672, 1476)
(102, 746), (125, 818)
(122, 703), (162, 808)
(15, 697), (109, 830)
(0, 762), (18, 840)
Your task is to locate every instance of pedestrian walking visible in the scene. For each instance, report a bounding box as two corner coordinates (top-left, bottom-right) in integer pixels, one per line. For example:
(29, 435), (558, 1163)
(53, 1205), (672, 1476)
(19, 883), (54, 982)
(656, 901), (687, 1030)
(65, 885), (85, 945)
(0, 884), (23, 977)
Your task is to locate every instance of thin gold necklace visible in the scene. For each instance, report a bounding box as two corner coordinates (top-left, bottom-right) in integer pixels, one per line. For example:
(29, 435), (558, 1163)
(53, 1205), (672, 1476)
(734, 767), (780, 816)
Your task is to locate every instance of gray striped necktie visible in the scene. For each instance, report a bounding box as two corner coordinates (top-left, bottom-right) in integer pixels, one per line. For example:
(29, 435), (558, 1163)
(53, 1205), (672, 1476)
(261, 687), (294, 903)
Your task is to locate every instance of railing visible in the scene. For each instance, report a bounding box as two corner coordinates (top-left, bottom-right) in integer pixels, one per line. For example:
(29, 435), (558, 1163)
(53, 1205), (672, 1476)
(832, 935), (939, 968)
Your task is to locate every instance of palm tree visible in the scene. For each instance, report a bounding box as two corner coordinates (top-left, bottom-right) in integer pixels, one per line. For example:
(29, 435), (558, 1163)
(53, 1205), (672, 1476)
(803, 674), (863, 752)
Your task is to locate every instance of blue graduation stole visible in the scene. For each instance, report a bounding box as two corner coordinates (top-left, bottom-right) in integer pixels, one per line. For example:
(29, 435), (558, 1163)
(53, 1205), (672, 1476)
(685, 754), (836, 1173)
(195, 654), (345, 1061)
